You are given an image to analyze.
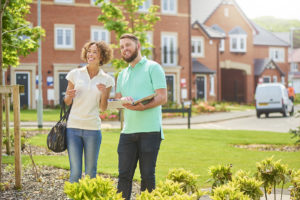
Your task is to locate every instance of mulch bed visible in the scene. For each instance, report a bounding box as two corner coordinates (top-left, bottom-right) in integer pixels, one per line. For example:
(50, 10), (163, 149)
(234, 144), (300, 152)
(1, 130), (140, 200)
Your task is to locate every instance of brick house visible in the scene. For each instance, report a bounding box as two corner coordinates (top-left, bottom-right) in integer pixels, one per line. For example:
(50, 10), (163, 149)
(191, 0), (290, 103)
(8, 0), (191, 108)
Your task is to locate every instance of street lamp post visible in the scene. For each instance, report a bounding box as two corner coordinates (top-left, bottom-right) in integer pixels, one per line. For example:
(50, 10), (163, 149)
(37, 0), (43, 128)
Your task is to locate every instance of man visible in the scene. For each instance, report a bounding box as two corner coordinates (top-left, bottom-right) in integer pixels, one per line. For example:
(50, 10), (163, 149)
(115, 33), (167, 200)
(287, 82), (296, 102)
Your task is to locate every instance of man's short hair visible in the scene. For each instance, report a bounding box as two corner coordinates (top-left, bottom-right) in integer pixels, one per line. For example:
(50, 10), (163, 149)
(120, 33), (139, 43)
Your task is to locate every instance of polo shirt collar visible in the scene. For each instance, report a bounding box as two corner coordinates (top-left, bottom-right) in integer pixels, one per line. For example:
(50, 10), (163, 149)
(129, 56), (147, 69)
(81, 65), (105, 77)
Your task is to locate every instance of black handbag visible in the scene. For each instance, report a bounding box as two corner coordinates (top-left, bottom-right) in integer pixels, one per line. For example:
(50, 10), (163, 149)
(47, 101), (72, 153)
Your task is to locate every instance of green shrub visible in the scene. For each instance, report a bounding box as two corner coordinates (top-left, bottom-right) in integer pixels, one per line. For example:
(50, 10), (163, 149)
(208, 164), (233, 189)
(166, 168), (198, 193)
(64, 175), (123, 200)
(255, 157), (290, 200)
(291, 169), (300, 200)
(210, 182), (251, 200)
(233, 170), (263, 200)
(136, 180), (195, 200)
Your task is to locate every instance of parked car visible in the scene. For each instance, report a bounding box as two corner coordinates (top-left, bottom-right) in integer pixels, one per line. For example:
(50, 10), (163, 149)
(255, 83), (294, 118)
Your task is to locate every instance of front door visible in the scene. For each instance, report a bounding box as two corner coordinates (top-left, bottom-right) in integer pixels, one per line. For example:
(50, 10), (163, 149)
(59, 73), (68, 104)
(16, 72), (30, 108)
(166, 75), (174, 102)
(196, 76), (205, 100)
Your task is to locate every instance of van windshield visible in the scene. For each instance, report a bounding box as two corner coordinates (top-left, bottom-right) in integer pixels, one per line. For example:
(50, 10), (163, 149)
(256, 86), (281, 100)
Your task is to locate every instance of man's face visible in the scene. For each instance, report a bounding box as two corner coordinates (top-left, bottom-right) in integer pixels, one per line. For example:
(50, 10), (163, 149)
(120, 38), (139, 63)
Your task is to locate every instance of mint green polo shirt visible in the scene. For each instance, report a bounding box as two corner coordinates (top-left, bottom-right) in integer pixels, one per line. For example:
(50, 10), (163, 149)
(116, 57), (167, 139)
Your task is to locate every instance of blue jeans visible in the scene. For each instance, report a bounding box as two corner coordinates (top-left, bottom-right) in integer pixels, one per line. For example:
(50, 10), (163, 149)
(117, 132), (161, 200)
(66, 128), (102, 183)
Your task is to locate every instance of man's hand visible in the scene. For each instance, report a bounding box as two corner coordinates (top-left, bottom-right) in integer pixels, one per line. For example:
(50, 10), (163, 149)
(123, 102), (146, 111)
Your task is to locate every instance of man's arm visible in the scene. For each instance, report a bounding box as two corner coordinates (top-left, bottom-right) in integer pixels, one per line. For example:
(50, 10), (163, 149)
(122, 88), (167, 111)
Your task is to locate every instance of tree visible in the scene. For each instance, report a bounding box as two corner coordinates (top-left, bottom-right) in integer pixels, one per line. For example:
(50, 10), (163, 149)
(0, 0), (45, 182)
(95, 0), (160, 70)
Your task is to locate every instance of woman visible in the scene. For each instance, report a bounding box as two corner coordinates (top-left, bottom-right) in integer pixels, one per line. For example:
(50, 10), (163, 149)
(64, 41), (114, 183)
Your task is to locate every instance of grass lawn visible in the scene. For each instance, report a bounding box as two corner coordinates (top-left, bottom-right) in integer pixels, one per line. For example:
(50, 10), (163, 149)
(2, 129), (300, 187)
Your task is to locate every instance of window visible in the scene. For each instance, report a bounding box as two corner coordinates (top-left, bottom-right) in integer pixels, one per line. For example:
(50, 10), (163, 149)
(91, 27), (110, 43)
(219, 39), (225, 52)
(54, 25), (75, 49)
(191, 37), (204, 57)
(273, 76), (278, 83)
(161, 0), (177, 14)
(162, 34), (177, 66)
(55, 0), (73, 4)
(229, 35), (247, 52)
(139, 0), (151, 12)
(263, 76), (271, 83)
(91, 0), (109, 6)
(142, 32), (153, 59)
(281, 76), (285, 84)
(269, 48), (285, 63)
(210, 75), (215, 95)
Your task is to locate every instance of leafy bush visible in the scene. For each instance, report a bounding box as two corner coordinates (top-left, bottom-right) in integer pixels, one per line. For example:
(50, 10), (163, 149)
(166, 168), (198, 193)
(64, 175), (123, 200)
(232, 170), (263, 200)
(291, 169), (300, 200)
(208, 164), (233, 189)
(136, 180), (195, 200)
(210, 182), (251, 200)
(255, 157), (290, 200)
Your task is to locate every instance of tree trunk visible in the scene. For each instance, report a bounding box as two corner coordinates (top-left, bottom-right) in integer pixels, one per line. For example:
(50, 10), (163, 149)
(0, 0), (3, 183)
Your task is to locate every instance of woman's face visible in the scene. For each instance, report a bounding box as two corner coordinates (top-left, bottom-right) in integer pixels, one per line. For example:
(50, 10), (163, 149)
(86, 44), (101, 65)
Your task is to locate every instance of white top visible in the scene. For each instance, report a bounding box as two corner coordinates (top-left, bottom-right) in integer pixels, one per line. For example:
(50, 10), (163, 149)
(66, 66), (115, 130)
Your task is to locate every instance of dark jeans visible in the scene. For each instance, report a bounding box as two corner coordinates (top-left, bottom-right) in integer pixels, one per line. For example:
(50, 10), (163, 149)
(117, 132), (161, 200)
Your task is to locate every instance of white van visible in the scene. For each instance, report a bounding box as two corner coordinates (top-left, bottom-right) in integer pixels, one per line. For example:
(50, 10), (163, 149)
(255, 83), (294, 118)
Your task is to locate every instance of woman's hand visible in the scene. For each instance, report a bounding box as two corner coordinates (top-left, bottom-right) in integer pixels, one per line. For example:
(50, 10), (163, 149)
(96, 83), (107, 94)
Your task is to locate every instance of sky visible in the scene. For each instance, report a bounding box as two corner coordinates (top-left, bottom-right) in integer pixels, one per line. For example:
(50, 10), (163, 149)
(235, 0), (300, 20)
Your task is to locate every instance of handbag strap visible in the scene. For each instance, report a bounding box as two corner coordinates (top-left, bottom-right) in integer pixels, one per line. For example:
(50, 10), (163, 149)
(60, 100), (73, 122)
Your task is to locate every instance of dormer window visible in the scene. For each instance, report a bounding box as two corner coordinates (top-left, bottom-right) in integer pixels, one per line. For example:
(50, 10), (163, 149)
(229, 26), (247, 53)
(211, 24), (226, 52)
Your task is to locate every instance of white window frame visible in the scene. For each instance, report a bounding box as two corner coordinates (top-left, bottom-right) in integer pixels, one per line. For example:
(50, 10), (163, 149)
(229, 34), (247, 53)
(281, 76), (285, 84)
(210, 74), (215, 96)
(139, 0), (152, 12)
(161, 33), (177, 66)
(91, 0), (109, 6)
(161, 0), (177, 14)
(54, 0), (73, 4)
(224, 8), (229, 17)
(142, 31), (153, 59)
(269, 48), (285, 63)
(54, 24), (75, 50)
(273, 75), (278, 83)
(219, 39), (225, 52)
(90, 26), (110, 43)
(191, 37), (204, 58)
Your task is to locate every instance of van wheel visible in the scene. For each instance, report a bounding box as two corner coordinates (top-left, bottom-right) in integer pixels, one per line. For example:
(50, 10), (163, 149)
(256, 111), (261, 118)
(265, 113), (269, 118)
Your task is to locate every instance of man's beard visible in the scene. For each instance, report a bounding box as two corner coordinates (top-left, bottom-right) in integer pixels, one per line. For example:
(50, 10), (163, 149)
(122, 47), (138, 63)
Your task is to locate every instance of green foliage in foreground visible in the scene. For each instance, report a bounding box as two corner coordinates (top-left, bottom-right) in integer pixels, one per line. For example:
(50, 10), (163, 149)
(2, 129), (300, 187)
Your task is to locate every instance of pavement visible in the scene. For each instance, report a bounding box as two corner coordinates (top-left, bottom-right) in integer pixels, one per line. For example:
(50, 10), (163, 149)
(15, 109), (256, 129)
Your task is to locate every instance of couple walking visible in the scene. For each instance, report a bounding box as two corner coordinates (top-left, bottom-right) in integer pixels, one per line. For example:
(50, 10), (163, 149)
(64, 33), (167, 200)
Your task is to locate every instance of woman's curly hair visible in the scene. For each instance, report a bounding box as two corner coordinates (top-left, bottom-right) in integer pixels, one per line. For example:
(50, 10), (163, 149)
(81, 41), (113, 66)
